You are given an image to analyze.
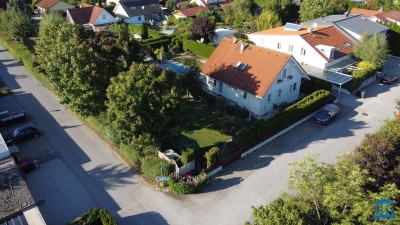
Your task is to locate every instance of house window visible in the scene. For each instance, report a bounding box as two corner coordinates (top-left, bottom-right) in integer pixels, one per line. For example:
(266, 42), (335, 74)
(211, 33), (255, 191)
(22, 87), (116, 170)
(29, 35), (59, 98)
(102, 15), (106, 20)
(213, 79), (216, 86)
(268, 94), (271, 101)
(293, 83), (297, 91)
(278, 89), (282, 97)
(300, 47), (306, 55)
(288, 44), (293, 52)
(138, 16), (142, 21)
(282, 68), (287, 79)
(277, 42), (281, 49)
(219, 81), (223, 93)
(290, 84), (293, 92)
(243, 92), (247, 99)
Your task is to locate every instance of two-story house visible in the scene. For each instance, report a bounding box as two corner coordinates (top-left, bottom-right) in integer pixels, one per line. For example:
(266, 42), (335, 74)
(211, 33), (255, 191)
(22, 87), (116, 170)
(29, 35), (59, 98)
(201, 38), (309, 116)
(113, 0), (163, 24)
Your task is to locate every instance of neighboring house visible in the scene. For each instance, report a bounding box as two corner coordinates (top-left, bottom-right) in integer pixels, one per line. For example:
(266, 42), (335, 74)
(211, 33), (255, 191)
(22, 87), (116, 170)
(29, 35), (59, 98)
(35, 0), (75, 14)
(213, 28), (236, 45)
(172, 6), (209, 19)
(201, 38), (309, 116)
(66, 4), (117, 31)
(248, 24), (355, 69)
(376, 10), (400, 26)
(113, 0), (163, 24)
(301, 14), (389, 41)
(190, 0), (228, 7)
(350, 8), (383, 20)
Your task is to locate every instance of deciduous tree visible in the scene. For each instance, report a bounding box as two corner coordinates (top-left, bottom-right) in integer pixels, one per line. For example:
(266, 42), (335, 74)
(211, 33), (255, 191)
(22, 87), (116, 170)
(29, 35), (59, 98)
(354, 33), (389, 68)
(189, 17), (215, 43)
(165, 0), (176, 12)
(256, 10), (282, 31)
(299, 0), (346, 21)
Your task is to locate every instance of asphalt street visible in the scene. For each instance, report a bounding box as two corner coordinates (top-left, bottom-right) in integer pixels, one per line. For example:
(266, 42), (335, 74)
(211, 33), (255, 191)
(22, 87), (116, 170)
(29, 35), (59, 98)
(1, 45), (399, 225)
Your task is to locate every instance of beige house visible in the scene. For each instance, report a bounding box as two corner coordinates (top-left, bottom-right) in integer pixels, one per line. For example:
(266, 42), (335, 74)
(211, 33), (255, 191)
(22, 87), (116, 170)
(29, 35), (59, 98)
(36, 0), (75, 14)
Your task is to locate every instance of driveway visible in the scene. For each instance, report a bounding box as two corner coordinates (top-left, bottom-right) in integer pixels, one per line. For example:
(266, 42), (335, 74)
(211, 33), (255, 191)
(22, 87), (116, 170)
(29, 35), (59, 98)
(1, 45), (399, 225)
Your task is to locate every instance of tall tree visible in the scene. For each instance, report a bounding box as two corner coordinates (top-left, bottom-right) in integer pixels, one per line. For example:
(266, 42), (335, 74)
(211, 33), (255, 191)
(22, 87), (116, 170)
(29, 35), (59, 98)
(230, 0), (255, 32)
(299, 0), (346, 22)
(256, 10), (282, 31)
(264, 0), (299, 23)
(141, 22), (149, 40)
(3, 9), (34, 40)
(354, 33), (389, 68)
(189, 17), (215, 43)
(165, 0), (176, 12)
(7, 0), (31, 14)
(39, 13), (65, 34)
(106, 63), (184, 144)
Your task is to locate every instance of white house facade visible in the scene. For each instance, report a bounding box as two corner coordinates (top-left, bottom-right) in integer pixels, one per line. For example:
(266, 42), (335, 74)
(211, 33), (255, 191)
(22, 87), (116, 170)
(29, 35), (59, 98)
(248, 25), (355, 69)
(201, 38), (309, 116)
(66, 4), (117, 31)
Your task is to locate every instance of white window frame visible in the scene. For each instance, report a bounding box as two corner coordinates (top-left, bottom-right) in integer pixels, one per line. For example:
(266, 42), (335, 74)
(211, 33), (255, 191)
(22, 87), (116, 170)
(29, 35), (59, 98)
(288, 44), (293, 52)
(301, 47), (306, 55)
(277, 42), (281, 49)
(282, 68), (287, 79)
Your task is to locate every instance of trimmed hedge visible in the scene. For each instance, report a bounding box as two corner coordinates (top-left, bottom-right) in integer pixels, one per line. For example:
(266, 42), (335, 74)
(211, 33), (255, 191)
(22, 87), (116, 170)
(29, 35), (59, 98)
(68, 208), (117, 225)
(235, 90), (331, 151)
(205, 146), (220, 169)
(0, 32), (34, 72)
(182, 39), (216, 58)
(141, 156), (173, 178)
(343, 61), (376, 92)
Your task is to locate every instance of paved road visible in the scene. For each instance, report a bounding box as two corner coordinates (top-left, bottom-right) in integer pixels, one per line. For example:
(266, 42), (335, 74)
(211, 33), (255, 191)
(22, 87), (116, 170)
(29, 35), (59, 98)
(1, 45), (399, 225)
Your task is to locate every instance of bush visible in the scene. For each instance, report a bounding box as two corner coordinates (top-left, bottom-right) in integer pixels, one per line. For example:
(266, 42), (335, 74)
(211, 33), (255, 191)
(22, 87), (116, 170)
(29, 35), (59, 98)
(235, 90), (331, 151)
(141, 156), (173, 178)
(205, 146), (221, 169)
(168, 172), (208, 194)
(343, 61), (376, 92)
(182, 39), (216, 58)
(67, 208), (117, 225)
(181, 147), (195, 165)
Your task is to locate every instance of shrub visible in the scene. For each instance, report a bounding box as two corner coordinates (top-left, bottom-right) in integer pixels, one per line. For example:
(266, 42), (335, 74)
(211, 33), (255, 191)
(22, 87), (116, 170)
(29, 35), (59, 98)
(343, 61), (376, 92)
(181, 147), (195, 165)
(235, 90), (330, 151)
(205, 146), (221, 169)
(141, 156), (173, 178)
(182, 39), (216, 58)
(168, 172), (208, 194)
(67, 208), (117, 225)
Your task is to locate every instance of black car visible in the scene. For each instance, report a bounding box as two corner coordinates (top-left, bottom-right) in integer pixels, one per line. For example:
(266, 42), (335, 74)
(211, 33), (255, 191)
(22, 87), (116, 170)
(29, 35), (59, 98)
(0, 111), (28, 126)
(314, 104), (340, 125)
(4, 124), (40, 146)
(380, 74), (399, 85)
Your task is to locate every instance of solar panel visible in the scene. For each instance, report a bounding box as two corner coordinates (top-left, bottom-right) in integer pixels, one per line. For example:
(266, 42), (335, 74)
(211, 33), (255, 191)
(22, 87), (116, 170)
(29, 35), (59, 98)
(284, 23), (301, 31)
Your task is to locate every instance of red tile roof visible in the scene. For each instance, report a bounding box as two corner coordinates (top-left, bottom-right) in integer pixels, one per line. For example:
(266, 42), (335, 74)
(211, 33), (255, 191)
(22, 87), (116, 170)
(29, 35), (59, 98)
(350, 8), (382, 18)
(36, 0), (60, 10)
(68, 4), (103, 25)
(301, 26), (354, 61)
(252, 25), (329, 35)
(201, 38), (292, 97)
(376, 10), (400, 23)
(174, 6), (209, 17)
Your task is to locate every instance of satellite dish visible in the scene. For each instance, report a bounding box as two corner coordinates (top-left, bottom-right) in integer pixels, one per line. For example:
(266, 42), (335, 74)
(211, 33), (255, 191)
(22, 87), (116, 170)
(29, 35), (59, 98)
(312, 22), (318, 28)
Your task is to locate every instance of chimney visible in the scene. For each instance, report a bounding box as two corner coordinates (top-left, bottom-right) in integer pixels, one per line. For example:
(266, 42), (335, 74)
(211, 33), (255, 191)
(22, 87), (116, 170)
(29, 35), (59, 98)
(142, 6), (145, 9)
(344, 11), (349, 17)
(308, 28), (313, 34)
(240, 42), (244, 53)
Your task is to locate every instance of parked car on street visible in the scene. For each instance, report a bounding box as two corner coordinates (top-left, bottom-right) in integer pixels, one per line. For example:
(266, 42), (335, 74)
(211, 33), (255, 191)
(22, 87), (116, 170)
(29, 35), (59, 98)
(380, 74), (399, 85)
(0, 111), (28, 126)
(314, 104), (340, 125)
(4, 124), (40, 146)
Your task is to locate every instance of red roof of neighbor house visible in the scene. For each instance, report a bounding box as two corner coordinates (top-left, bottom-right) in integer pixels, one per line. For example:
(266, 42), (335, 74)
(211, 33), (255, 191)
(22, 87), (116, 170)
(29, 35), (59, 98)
(301, 26), (354, 61)
(174, 6), (209, 17)
(252, 25), (329, 35)
(376, 10), (400, 23)
(68, 4), (103, 25)
(201, 38), (293, 97)
(36, 0), (60, 10)
(350, 8), (382, 18)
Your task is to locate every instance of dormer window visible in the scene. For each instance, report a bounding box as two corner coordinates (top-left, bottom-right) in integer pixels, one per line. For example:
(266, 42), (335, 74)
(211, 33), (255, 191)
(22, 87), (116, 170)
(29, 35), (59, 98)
(282, 68), (287, 79)
(343, 42), (351, 48)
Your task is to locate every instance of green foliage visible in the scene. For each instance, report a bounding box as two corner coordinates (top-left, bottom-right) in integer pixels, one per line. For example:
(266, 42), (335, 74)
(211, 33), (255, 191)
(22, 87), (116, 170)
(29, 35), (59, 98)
(68, 208), (117, 225)
(263, 0), (299, 24)
(225, 0), (255, 32)
(182, 39), (215, 58)
(128, 24), (165, 39)
(299, 0), (346, 21)
(38, 13), (65, 34)
(165, 0), (176, 12)
(7, 0), (31, 14)
(256, 10), (282, 31)
(106, 63), (184, 144)
(235, 90), (331, 151)
(354, 33), (389, 68)
(205, 146), (220, 168)
(343, 61), (376, 92)
(34, 23), (141, 117)
(181, 147), (195, 165)
(168, 172), (208, 194)
(120, 134), (159, 166)
(0, 31), (34, 71)
(300, 77), (332, 95)
(141, 156), (173, 178)
(0, 9), (34, 40)
(354, 120), (400, 192)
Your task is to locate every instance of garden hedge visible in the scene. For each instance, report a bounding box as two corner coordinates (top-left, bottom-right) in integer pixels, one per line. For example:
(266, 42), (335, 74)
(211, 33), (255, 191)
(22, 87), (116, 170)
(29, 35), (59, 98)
(235, 90), (331, 151)
(141, 156), (173, 178)
(343, 61), (376, 92)
(182, 40), (216, 58)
